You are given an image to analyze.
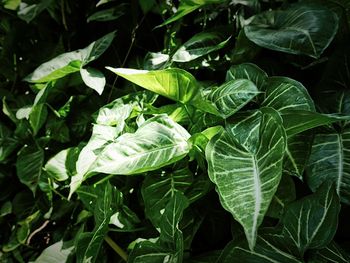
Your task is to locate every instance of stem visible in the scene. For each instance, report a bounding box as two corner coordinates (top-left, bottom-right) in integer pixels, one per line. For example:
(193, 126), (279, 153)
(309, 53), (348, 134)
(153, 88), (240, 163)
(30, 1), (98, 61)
(107, 15), (146, 103)
(104, 235), (128, 262)
(61, 0), (68, 30)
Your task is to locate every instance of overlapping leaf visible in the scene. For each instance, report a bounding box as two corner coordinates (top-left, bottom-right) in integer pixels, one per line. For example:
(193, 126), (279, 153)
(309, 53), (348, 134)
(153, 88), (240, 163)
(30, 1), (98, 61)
(206, 108), (286, 249)
(207, 79), (259, 118)
(226, 63), (268, 90)
(90, 114), (191, 175)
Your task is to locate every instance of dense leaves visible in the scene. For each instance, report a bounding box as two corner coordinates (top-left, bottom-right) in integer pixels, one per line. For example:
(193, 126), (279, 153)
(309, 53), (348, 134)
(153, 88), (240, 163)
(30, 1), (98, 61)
(1, 0), (349, 262)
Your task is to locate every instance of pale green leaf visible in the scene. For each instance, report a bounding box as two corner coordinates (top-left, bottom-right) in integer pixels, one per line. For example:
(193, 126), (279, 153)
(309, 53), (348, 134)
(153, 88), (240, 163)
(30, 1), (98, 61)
(80, 67), (106, 95)
(206, 108), (286, 249)
(24, 31), (115, 83)
(30, 241), (74, 263)
(90, 114), (190, 175)
(244, 3), (339, 58)
(106, 67), (199, 103)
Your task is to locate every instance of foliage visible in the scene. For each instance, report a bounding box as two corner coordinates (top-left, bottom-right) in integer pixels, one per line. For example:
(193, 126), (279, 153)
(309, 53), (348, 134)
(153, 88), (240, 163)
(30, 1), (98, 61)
(1, 0), (350, 262)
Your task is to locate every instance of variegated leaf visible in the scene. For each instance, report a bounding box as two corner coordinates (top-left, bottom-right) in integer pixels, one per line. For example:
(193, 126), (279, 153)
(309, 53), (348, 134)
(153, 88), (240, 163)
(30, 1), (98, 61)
(90, 115), (190, 175)
(206, 108), (286, 249)
(207, 79), (260, 118)
(307, 129), (350, 204)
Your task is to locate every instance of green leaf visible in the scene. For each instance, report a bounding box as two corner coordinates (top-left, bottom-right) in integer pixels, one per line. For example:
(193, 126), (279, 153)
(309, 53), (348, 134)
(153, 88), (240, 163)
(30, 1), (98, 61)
(44, 146), (82, 181)
(262, 77), (315, 112)
(231, 30), (261, 64)
(24, 31), (116, 83)
(0, 201), (12, 217)
(16, 145), (44, 194)
(129, 191), (189, 263)
(158, 0), (225, 27)
(281, 110), (350, 136)
(17, 0), (53, 23)
(76, 182), (115, 263)
(266, 174), (296, 219)
(280, 182), (340, 256)
(207, 79), (260, 118)
(87, 4), (126, 22)
(0, 123), (18, 162)
(261, 77), (315, 178)
(90, 114), (190, 175)
(244, 3), (339, 58)
(310, 241), (350, 263)
(80, 67), (106, 95)
(30, 240), (74, 263)
(306, 129), (350, 204)
(141, 167), (193, 228)
(172, 30), (231, 62)
(226, 63), (268, 90)
(29, 103), (48, 135)
(2, 0), (21, 10)
(106, 67), (199, 104)
(218, 237), (302, 263)
(206, 108), (286, 250)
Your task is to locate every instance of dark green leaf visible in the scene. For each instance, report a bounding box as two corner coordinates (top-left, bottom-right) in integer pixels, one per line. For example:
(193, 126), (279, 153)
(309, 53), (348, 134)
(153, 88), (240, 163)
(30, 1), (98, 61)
(226, 63), (268, 89)
(307, 129), (350, 204)
(16, 145), (44, 194)
(172, 30), (231, 62)
(244, 4), (339, 58)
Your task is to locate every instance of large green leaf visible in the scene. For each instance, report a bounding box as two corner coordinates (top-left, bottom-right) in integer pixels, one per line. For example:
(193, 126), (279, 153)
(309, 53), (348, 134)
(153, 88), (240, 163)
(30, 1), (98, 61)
(206, 79), (260, 118)
(280, 182), (340, 256)
(262, 77), (315, 112)
(172, 30), (231, 62)
(262, 77), (315, 178)
(226, 63), (268, 90)
(306, 129), (350, 204)
(106, 67), (199, 104)
(90, 114), (191, 175)
(24, 31), (115, 83)
(141, 167), (193, 228)
(17, 0), (53, 23)
(206, 108), (286, 249)
(281, 110), (350, 136)
(244, 3), (339, 58)
(16, 145), (44, 194)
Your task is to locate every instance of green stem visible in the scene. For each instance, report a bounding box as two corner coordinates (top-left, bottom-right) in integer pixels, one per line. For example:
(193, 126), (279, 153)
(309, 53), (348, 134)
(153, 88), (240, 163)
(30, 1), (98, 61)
(104, 235), (128, 262)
